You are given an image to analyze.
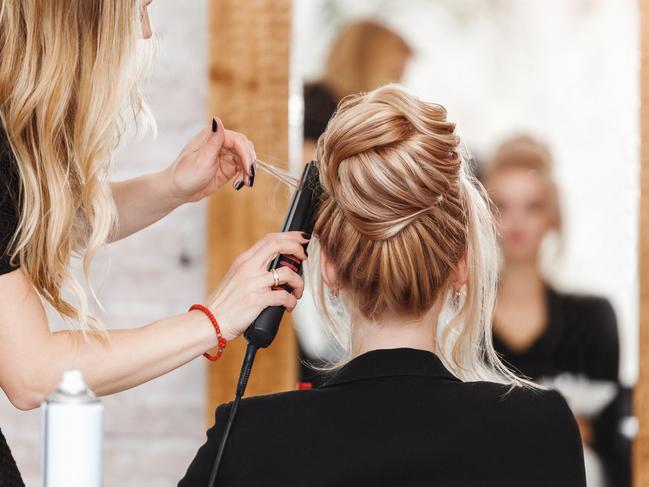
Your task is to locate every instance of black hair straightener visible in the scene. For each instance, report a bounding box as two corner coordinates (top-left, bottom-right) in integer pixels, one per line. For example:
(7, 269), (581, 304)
(207, 160), (321, 487)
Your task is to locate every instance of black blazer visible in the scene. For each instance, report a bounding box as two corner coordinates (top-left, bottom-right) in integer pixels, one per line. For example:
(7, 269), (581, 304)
(180, 348), (586, 487)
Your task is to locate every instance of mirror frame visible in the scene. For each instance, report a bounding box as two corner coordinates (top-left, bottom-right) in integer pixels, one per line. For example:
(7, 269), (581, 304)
(635, 0), (649, 483)
(205, 0), (296, 423)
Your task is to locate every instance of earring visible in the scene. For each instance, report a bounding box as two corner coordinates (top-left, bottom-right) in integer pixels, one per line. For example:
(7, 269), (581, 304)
(326, 286), (339, 301)
(451, 288), (462, 309)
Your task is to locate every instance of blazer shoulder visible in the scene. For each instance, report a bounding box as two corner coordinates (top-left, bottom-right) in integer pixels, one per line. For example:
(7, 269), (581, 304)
(469, 383), (585, 484)
(460, 381), (579, 428)
(215, 388), (319, 422)
(500, 385), (582, 447)
(467, 383), (583, 452)
(502, 384), (575, 417)
(179, 389), (321, 486)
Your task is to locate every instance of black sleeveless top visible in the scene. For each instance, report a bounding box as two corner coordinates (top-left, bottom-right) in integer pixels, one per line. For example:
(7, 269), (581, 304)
(0, 127), (25, 486)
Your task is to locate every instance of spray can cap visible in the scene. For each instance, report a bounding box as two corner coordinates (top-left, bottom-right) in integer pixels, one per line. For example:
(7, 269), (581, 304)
(59, 370), (88, 395)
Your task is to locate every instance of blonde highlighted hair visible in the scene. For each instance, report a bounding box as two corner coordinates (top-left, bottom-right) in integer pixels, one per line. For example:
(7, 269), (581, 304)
(0, 0), (152, 331)
(308, 84), (526, 384)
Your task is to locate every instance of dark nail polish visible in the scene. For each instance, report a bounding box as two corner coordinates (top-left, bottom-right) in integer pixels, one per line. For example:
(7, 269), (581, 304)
(235, 180), (244, 191)
(251, 165), (256, 177)
(302, 232), (311, 240)
(212, 118), (218, 133)
(249, 174), (255, 187)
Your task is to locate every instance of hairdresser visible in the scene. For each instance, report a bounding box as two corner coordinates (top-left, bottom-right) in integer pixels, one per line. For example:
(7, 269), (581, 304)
(0, 2), (307, 485)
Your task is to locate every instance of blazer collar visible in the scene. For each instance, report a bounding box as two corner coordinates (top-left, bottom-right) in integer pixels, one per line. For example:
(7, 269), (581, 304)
(322, 348), (460, 388)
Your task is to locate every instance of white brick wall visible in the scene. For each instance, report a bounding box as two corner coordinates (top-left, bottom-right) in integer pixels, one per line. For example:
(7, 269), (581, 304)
(0, 2), (211, 485)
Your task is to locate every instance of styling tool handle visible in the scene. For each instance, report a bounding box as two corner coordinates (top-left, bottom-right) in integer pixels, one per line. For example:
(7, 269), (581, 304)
(207, 161), (321, 487)
(244, 160), (320, 348)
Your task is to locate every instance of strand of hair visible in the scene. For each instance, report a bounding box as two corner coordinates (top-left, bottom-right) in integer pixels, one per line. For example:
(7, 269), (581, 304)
(255, 158), (301, 189)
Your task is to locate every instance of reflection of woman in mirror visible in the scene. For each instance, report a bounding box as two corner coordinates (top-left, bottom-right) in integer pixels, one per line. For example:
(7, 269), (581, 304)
(302, 20), (413, 162)
(482, 136), (623, 486)
(299, 20), (412, 385)
(181, 85), (586, 487)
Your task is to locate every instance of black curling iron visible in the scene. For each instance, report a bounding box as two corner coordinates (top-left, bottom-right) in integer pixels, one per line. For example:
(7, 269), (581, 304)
(207, 161), (321, 487)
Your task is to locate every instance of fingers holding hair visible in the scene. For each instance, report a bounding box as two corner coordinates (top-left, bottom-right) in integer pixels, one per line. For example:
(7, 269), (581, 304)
(197, 117), (225, 159)
(222, 129), (256, 186)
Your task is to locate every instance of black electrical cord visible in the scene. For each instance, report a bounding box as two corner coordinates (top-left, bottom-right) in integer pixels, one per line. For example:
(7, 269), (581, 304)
(207, 342), (258, 487)
(205, 161), (320, 486)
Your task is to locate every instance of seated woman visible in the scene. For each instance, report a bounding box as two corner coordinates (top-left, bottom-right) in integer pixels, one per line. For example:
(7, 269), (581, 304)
(179, 85), (586, 487)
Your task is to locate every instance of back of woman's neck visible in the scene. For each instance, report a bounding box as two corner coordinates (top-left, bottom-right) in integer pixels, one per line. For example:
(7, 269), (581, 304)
(350, 310), (438, 358)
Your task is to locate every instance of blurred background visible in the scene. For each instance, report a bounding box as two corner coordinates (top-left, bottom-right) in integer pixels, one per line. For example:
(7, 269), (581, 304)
(0, 0), (640, 486)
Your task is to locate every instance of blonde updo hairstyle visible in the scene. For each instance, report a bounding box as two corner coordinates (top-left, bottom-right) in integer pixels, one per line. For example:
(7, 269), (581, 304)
(311, 85), (524, 384)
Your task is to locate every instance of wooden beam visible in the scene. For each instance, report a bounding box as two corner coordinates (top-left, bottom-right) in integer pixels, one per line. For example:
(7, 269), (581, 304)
(636, 0), (649, 483)
(205, 0), (295, 423)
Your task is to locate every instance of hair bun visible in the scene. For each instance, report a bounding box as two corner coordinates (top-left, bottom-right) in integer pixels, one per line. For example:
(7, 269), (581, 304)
(316, 84), (462, 241)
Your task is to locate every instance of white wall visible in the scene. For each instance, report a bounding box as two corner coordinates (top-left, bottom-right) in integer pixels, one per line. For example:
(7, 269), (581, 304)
(0, 1), (210, 485)
(293, 0), (639, 385)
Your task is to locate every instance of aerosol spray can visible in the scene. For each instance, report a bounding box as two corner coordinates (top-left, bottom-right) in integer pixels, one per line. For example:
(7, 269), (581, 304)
(42, 370), (103, 487)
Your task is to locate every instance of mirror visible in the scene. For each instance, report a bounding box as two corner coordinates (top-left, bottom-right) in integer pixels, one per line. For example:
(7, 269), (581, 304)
(290, 2), (639, 486)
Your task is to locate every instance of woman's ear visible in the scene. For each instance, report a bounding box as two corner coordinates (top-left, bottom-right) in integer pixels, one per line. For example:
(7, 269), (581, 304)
(454, 251), (469, 289)
(320, 249), (339, 291)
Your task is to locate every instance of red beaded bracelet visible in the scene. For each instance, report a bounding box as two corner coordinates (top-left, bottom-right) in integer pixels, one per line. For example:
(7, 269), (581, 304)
(189, 304), (227, 361)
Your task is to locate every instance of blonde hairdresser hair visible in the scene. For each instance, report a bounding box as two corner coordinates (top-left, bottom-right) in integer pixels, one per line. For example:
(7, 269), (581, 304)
(323, 20), (413, 101)
(310, 84), (525, 385)
(0, 0), (152, 331)
(483, 135), (562, 234)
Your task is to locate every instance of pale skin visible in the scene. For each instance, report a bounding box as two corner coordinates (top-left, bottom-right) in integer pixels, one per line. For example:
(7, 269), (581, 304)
(0, 0), (306, 410)
(319, 250), (468, 356)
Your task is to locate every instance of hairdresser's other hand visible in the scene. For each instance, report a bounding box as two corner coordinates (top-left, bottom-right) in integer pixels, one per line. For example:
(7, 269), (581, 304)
(166, 117), (256, 204)
(205, 231), (309, 341)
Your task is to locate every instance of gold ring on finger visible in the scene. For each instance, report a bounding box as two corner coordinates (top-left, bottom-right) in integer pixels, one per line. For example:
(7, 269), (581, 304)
(271, 268), (279, 288)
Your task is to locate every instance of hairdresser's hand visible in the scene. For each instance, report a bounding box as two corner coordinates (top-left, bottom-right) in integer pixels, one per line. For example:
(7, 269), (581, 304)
(166, 117), (257, 204)
(206, 231), (309, 341)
